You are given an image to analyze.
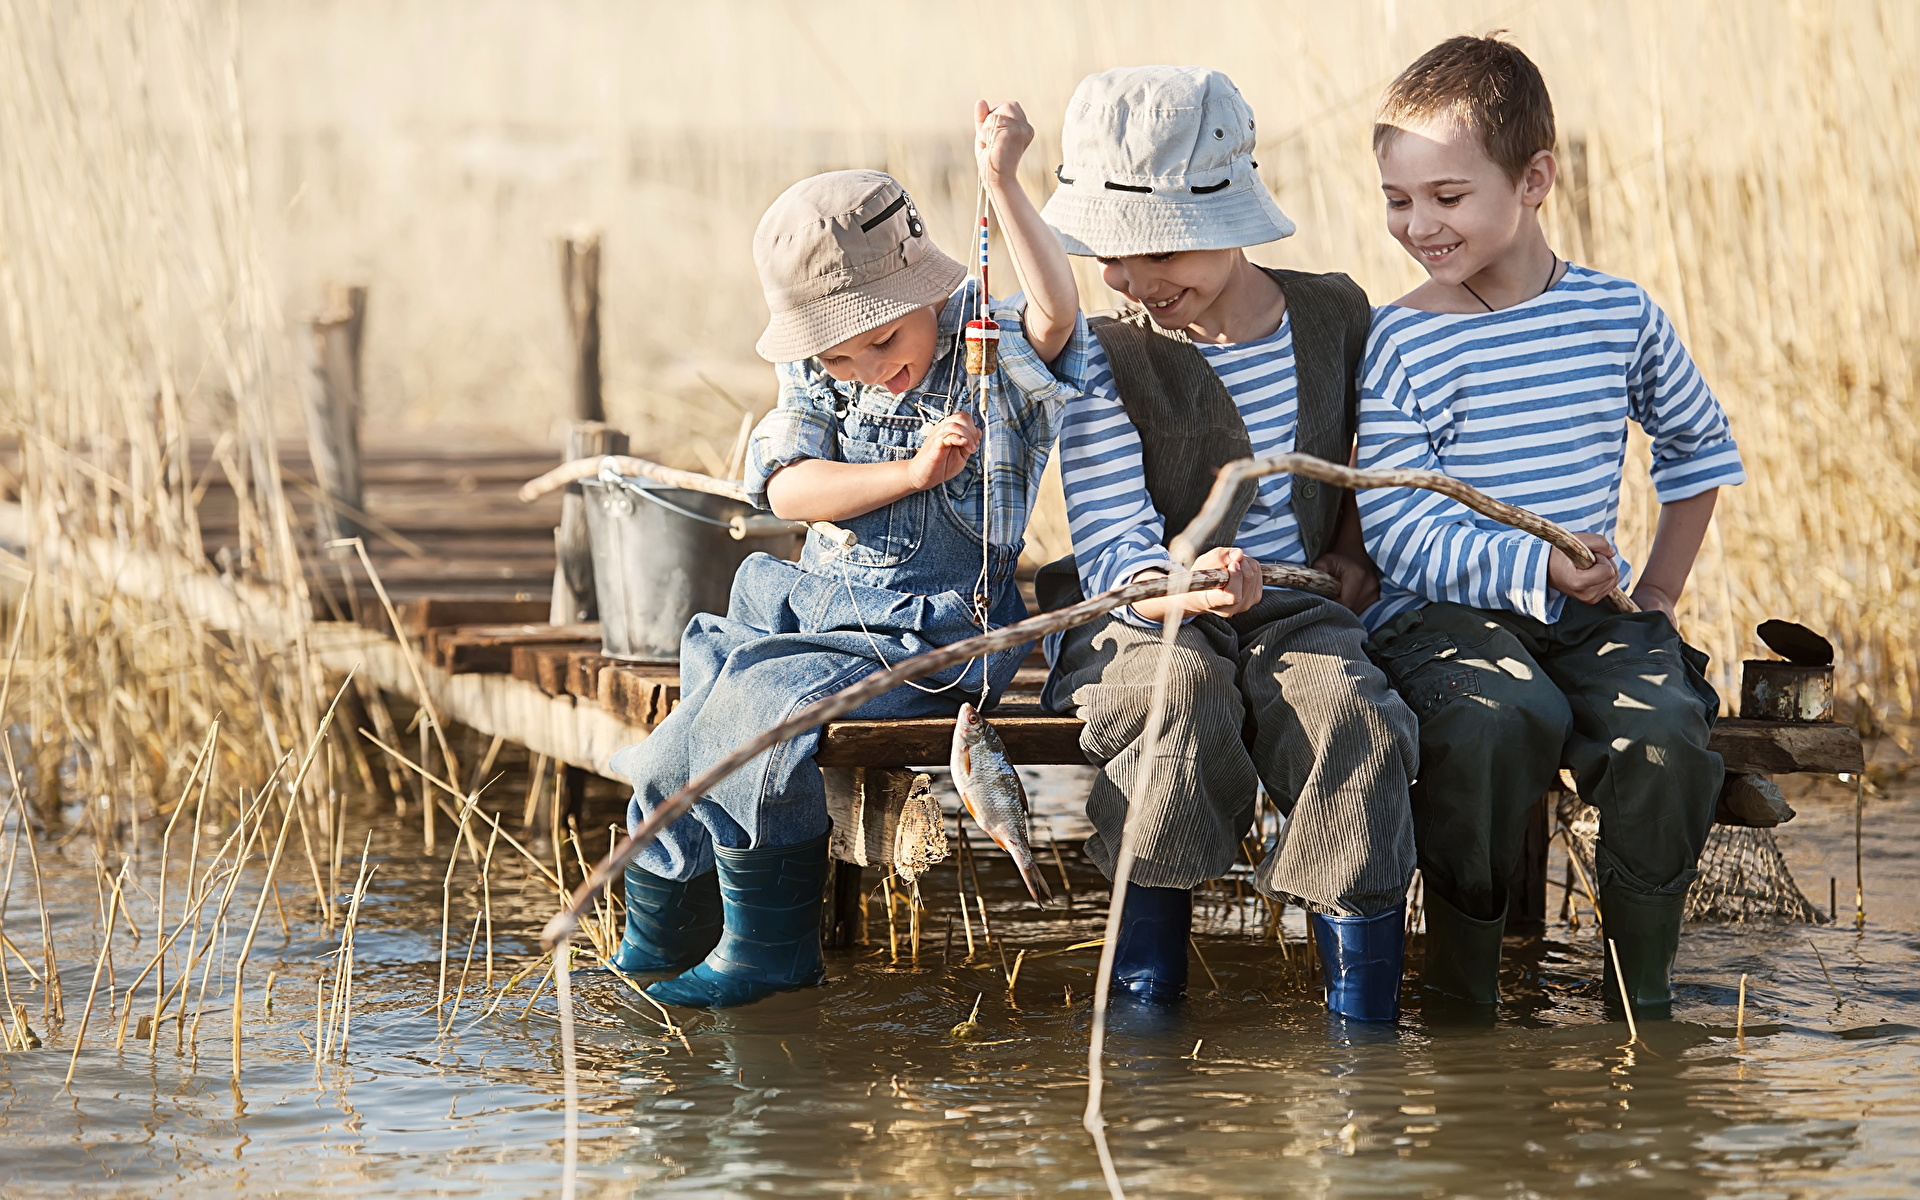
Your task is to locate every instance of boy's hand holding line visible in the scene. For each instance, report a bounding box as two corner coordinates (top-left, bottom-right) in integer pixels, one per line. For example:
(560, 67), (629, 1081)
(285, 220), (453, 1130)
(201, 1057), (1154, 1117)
(975, 99), (1079, 364)
(768, 411), (981, 524)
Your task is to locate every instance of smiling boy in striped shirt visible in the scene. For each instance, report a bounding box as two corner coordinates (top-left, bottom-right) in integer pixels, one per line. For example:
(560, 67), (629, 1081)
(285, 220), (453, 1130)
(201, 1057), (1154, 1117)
(1357, 36), (1745, 1021)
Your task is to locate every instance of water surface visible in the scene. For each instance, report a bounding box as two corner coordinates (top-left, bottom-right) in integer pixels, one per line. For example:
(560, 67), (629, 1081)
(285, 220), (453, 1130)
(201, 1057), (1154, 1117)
(1, 767), (1914, 1198)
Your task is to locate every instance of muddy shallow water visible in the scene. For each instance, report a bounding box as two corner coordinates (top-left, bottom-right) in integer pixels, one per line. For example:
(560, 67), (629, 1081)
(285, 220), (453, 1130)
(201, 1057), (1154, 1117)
(1, 766), (1915, 1198)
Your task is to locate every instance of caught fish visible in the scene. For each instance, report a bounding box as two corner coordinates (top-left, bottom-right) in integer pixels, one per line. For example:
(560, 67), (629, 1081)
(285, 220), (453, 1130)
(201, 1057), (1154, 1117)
(950, 703), (1052, 902)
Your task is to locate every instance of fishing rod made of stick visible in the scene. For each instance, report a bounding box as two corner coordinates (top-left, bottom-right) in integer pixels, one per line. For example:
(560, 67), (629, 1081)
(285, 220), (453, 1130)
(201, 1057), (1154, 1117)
(538, 452), (1631, 947)
(537, 559), (1336, 948)
(1169, 454), (1636, 614)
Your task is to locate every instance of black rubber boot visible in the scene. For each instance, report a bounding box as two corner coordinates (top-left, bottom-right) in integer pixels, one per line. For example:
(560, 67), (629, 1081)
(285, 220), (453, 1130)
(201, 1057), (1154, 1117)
(646, 833), (830, 1009)
(1112, 882), (1191, 1004)
(1420, 889), (1505, 1009)
(609, 861), (723, 975)
(1307, 905), (1406, 1022)
(1600, 884), (1684, 1021)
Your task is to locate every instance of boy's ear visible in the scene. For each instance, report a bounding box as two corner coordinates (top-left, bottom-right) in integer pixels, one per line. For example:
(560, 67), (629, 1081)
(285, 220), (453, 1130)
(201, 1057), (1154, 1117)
(1521, 149), (1557, 208)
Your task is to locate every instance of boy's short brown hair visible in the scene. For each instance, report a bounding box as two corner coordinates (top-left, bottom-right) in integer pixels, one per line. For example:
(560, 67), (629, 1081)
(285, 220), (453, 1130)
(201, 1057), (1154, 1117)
(1373, 34), (1555, 180)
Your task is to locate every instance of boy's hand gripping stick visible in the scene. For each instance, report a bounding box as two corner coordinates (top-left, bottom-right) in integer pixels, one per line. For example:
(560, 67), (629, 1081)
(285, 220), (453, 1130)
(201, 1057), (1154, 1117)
(1170, 454), (1637, 614)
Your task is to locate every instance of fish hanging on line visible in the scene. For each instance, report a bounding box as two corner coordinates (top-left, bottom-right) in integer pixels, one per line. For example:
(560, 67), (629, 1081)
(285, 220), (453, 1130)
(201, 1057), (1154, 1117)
(950, 703), (1052, 902)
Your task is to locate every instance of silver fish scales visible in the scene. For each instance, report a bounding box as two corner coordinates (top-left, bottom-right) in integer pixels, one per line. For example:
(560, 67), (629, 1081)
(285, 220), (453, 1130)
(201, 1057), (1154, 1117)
(950, 703), (1052, 902)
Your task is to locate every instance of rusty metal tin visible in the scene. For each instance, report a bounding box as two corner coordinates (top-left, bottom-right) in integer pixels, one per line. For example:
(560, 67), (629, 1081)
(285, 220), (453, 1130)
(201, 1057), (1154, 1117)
(1739, 659), (1834, 722)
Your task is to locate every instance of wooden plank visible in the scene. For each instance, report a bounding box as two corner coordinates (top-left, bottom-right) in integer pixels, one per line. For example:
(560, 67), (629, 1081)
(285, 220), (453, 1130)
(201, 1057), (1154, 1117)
(1710, 718), (1863, 775)
(566, 650), (617, 701)
(430, 622), (599, 675)
(306, 622), (646, 780)
(509, 643), (602, 696)
(356, 596), (552, 638)
(809, 712), (1862, 774)
(600, 664), (680, 728)
(816, 709), (1087, 768)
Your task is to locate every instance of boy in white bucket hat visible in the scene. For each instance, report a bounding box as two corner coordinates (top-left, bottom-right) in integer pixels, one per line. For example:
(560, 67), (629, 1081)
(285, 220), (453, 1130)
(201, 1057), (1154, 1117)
(607, 103), (1087, 1010)
(1037, 66), (1418, 1021)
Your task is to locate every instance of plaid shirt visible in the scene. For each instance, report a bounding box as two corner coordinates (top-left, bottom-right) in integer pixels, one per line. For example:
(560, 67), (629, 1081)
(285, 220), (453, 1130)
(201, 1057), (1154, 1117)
(744, 279), (1089, 548)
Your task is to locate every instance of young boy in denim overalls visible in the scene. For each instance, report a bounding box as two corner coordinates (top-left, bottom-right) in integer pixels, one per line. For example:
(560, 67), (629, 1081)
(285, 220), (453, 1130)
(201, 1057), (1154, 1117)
(1359, 37), (1744, 1019)
(608, 104), (1086, 1009)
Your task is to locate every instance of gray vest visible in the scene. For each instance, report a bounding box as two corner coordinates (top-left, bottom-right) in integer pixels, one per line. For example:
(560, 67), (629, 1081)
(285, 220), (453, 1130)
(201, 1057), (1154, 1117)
(1036, 267), (1371, 611)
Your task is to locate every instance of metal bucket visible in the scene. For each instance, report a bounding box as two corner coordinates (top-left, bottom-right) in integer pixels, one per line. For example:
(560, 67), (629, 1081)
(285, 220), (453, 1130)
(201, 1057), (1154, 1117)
(580, 478), (799, 661)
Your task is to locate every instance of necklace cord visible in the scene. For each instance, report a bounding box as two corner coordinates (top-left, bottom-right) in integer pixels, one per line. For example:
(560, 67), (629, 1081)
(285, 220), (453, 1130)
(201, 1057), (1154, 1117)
(1462, 252), (1559, 312)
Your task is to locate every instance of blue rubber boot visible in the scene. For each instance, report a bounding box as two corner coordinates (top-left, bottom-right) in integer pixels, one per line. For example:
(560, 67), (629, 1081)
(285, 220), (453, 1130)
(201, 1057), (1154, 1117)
(1111, 882), (1191, 1004)
(645, 833), (830, 1009)
(610, 862), (723, 974)
(1308, 905), (1406, 1022)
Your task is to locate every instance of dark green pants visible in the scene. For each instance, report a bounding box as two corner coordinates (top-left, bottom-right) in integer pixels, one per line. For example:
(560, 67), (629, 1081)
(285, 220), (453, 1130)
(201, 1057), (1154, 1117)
(1370, 600), (1722, 921)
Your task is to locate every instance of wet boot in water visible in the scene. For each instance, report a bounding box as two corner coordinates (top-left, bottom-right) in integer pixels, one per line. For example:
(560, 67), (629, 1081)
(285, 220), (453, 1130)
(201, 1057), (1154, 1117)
(1112, 882), (1190, 1004)
(610, 861), (723, 974)
(1308, 905), (1406, 1022)
(1419, 890), (1505, 1014)
(1600, 884), (1683, 1021)
(646, 833), (829, 1009)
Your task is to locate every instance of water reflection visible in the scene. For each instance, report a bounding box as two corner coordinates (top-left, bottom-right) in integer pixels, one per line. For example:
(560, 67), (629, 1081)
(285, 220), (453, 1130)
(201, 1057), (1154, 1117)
(0, 775), (1913, 1197)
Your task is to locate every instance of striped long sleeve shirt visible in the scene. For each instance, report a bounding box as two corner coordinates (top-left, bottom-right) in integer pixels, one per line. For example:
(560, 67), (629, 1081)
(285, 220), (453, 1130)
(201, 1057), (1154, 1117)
(1060, 316), (1308, 626)
(1356, 265), (1745, 629)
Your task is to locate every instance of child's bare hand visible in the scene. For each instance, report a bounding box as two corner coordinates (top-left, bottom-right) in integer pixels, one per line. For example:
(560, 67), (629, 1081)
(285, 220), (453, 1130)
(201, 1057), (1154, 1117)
(907, 411), (981, 492)
(974, 100), (1035, 184)
(1547, 532), (1620, 604)
(1187, 546), (1264, 616)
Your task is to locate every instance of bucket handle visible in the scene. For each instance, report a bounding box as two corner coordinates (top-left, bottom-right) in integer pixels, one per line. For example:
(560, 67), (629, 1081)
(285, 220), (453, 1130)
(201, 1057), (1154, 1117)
(592, 463), (857, 546)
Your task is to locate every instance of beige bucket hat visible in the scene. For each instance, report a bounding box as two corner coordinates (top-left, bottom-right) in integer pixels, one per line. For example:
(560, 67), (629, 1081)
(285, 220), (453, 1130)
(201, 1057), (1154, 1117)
(753, 170), (966, 363)
(1042, 66), (1295, 258)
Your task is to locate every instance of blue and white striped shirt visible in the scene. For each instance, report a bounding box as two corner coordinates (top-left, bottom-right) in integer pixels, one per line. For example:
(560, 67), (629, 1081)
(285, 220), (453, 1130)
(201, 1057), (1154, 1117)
(1356, 265), (1745, 629)
(1060, 316), (1307, 625)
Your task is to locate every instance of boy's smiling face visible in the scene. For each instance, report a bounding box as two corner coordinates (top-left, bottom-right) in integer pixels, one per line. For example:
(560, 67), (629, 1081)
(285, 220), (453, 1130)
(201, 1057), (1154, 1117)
(1095, 249), (1240, 331)
(1376, 119), (1555, 286)
(815, 305), (940, 395)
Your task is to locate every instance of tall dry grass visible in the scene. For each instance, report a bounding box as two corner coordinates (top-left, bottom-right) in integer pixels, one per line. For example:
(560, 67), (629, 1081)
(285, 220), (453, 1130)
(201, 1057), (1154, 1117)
(0, 0), (323, 831)
(234, 0), (1920, 723)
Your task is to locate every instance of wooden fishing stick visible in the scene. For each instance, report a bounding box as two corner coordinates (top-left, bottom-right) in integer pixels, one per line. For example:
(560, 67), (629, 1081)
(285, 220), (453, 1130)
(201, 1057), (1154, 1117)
(537, 560), (1336, 948)
(518, 454), (856, 547)
(1169, 454), (1636, 614)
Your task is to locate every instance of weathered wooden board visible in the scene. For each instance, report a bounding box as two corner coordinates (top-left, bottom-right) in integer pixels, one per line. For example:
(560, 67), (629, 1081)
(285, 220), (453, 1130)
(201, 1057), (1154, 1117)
(429, 623), (598, 674)
(600, 665), (680, 728)
(356, 596), (553, 638)
(1710, 718), (1864, 775)
(816, 709), (1083, 767)
(566, 651), (617, 701)
(510, 643), (604, 696)
(307, 622), (646, 779)
(812, 710), (1865, 773)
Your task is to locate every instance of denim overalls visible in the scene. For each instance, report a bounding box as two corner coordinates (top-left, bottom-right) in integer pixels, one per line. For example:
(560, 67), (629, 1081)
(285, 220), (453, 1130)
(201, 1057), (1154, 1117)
(610, 354), (1034, 882)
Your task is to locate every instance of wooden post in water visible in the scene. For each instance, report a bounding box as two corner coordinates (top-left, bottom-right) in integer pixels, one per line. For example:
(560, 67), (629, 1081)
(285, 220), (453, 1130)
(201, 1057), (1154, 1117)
(560, 231), (604, 424)
(551, 231), (624, 625)
(303, 284), (368, 544)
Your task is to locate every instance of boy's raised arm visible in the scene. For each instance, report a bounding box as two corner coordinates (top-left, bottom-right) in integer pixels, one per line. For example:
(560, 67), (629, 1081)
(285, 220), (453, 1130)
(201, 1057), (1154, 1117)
(976, 100), (1079, 364)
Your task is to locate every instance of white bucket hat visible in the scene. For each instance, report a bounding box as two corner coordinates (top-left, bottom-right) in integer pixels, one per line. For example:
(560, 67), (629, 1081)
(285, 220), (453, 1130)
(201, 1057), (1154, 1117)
(752, 170), (965, 363)
(1042, 66), (1295, 258)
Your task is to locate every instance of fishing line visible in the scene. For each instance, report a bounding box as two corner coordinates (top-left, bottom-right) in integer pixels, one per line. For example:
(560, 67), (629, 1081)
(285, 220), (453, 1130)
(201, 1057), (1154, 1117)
(835, 161), (1002, 701)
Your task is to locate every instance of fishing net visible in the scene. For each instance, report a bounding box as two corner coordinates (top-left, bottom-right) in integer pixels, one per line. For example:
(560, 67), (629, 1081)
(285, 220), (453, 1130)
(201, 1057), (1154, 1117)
(1555, 791), (1826, 924)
